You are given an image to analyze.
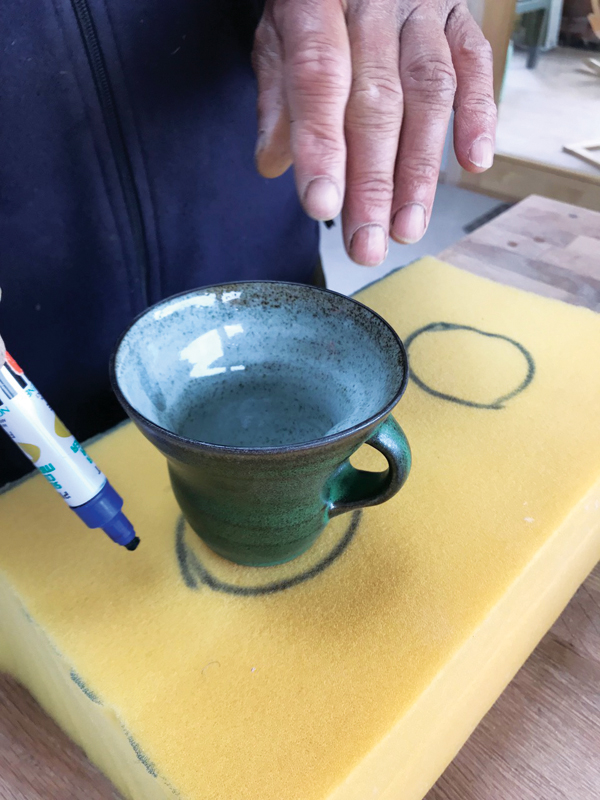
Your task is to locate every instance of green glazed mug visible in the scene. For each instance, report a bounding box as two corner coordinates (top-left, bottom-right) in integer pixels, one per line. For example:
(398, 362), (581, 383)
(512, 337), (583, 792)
(110, 282), (411, 566)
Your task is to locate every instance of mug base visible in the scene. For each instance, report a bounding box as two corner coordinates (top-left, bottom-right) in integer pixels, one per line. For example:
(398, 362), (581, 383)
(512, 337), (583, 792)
(188, 524), (321, 568)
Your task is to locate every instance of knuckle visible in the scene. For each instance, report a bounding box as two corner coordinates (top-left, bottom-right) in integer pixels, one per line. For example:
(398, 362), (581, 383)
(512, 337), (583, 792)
(404, 56), (457, 100)
(251, 42), (267, 74)
(352, 70), (403, 107)
(456, 36), (494, 69)
(293, 124), (345, 163)
(475, 38), (494, 66)
(346, 109), (401, 136)
(253, 22), (269, 50)
(271, 0), (294, 29)
(348, 174), (394, 205)
(458, 90), (497, 118)
(455, 83), (497, 124)
(347, 73), (402, 133)
(399, 156), (440, 186)
(288, 42), (349, 97)
(252, 23), (279, 74)
(272, 0), (312, 29)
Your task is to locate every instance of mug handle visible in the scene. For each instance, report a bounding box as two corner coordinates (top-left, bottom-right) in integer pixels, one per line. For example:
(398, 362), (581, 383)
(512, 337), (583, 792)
(326, 416), (411, 518)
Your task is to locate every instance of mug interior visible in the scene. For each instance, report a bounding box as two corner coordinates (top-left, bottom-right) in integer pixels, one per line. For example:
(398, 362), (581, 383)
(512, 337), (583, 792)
(112, 282), (407, 449)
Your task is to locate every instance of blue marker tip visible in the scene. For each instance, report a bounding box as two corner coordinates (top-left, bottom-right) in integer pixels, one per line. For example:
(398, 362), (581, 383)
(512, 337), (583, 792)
(73, 480), (139, 550)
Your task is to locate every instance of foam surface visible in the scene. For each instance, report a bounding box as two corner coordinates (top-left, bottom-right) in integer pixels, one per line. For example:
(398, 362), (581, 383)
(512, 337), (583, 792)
(1, 258), (599, 800)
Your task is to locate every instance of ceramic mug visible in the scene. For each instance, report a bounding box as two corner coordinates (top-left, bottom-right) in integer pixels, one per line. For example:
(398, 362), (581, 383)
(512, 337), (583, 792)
(110, 282), (411, 566)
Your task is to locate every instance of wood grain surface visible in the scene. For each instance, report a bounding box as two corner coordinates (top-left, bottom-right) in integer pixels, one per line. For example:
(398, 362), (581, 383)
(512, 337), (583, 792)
(439, 194), (600, 310)
(1, 195), (599, 800)
(0, 673), (120, 800)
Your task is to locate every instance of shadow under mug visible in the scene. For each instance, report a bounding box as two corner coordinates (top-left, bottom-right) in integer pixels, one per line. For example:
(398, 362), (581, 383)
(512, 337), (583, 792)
(110, 282), (411, 567)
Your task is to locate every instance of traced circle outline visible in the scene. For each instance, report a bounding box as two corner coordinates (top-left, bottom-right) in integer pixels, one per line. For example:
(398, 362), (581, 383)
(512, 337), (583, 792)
(404, 322), (535, 410)
(176, 510), (362, 595)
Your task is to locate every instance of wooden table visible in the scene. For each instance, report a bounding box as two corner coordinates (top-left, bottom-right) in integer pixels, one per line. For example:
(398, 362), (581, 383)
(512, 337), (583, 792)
(1, 195), (599, 800)
(426, 194), (600, 800)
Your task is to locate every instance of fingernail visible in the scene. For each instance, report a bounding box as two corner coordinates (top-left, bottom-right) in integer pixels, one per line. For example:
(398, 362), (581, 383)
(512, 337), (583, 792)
(349, 224), (388, 267)
(468, 136), (494, 169)
(303, 177), (341, 221)
(391, 203), (426, 244)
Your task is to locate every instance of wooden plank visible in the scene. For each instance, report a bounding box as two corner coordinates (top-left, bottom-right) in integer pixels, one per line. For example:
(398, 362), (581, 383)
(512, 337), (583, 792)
(589, 0), (600, 39)
(440, 195), (600, 311)
(433, 255), (578, 305)
(490, 194), (600, 241)
(0, 673), (119, 800)
(564, 141), (600, 171)
(441, 238), (600, 310)
(461, 154), (600, 213)
(480, 0), (517, 103)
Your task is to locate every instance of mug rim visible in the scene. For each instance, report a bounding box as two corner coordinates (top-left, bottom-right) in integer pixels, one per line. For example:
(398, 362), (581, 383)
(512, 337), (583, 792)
(109, 280), (409, 455)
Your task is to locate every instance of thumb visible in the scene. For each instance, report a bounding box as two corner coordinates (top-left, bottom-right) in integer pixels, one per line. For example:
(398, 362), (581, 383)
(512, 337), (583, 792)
(252, 11), (292, 178)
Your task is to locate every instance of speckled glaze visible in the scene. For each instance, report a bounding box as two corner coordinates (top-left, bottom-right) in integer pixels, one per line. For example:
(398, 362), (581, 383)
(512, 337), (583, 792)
(110, 282), (411, 566)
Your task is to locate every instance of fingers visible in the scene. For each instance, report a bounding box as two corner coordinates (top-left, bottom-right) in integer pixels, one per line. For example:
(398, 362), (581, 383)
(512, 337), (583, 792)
(277, 0), (351, 220)
(446, 4), (497, 172)
(254, 0), (495, 258)
(391, 10), (456, 244)
(342, 9), (403, 266)
(253, 12), (293, 179)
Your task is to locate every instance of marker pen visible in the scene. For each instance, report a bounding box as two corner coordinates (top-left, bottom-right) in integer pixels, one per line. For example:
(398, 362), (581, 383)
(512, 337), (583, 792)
(0, 351), (139, 550)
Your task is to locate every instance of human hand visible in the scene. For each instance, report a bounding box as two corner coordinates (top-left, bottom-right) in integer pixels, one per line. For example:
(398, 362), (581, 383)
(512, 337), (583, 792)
(253, 0), (496, 266)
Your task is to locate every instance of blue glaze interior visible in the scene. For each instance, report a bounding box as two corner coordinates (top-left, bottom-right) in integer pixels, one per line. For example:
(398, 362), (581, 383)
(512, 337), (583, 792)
(114, 283), (406, 449)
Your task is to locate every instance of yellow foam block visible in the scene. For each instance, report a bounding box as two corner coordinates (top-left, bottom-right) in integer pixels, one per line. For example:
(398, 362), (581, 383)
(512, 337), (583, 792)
(1, 257), (600, 800)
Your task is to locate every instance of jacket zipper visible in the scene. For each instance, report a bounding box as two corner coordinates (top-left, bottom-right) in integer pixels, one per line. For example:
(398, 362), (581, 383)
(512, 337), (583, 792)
(70, 0), (150, 309)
